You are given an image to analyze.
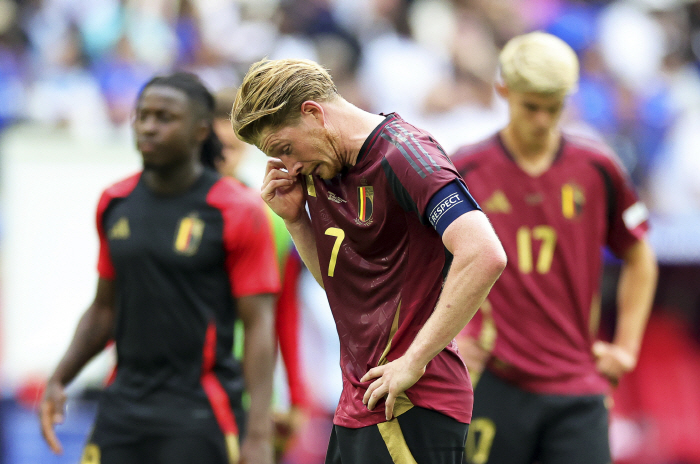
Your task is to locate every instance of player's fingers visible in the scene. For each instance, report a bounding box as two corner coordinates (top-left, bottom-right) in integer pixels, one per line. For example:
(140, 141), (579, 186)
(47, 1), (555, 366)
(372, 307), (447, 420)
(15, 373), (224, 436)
(385, 391), (396, 421)
(362, 378), (377, 405)
(265, 158), (287, 175)
(261, 178), (295, 202)
(262, 165), (293, 188)
(360, 365), (384, 383)
(366, 381), (389, 411)
(39, 403), (63, 454)
(591, 340), (608, 358)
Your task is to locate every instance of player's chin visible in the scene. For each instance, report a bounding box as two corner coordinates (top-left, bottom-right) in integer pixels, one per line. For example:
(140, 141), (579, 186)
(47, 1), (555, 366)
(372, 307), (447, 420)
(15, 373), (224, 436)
(316, 165), (338, 180)
(140, 149), (169, 168)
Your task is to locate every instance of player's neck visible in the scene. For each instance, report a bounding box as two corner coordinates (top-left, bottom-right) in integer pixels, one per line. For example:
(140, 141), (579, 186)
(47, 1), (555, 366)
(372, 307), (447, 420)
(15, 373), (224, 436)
(331, 100), (386, 167)
(142, 159), (203, 196)
(501, 125), (560, 176)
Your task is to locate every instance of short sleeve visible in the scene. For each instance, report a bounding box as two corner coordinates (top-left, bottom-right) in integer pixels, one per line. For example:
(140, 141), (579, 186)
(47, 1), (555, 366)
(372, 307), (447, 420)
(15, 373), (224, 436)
(96, 190), (116, 280)
(380, 123), (464, 223)
(212, 181), (281, 297)
(596, 157), (650, 257)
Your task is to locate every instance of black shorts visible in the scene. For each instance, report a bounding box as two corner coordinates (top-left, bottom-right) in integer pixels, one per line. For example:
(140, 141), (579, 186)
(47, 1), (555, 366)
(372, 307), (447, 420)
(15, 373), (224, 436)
(325, 406), (469, 464)
(80, 431), (230, 464)
(465, 370), (610, 464)
(80, 401), (245, 464)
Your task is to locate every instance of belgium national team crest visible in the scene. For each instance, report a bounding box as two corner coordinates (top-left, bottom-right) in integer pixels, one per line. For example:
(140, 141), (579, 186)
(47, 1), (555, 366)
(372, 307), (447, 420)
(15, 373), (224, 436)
(174, 213), (205, 255)
(356, 186), (374, 225)
(561, 183), (585, 219)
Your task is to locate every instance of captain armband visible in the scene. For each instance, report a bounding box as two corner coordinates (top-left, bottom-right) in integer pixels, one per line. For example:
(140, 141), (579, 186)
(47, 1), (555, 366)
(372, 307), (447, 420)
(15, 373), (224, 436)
(426, 180), (480, 236)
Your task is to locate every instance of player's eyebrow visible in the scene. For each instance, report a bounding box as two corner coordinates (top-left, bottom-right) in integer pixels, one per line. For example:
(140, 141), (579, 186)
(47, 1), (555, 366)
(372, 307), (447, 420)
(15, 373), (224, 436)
(259, 133), (282, 156)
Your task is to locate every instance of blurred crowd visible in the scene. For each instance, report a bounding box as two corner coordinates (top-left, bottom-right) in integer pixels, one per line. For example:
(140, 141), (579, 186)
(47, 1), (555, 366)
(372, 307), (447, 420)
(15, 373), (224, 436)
(1, 0), (700, 229)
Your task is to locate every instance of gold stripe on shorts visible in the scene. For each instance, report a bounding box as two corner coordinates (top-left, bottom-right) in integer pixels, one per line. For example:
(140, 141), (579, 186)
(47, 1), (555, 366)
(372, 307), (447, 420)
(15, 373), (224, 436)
(377, 418), (418, 464)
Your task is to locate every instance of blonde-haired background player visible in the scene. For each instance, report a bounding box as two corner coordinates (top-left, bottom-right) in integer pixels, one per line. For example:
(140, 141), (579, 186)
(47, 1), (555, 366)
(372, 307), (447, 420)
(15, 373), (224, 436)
(452, 31), (658, 464)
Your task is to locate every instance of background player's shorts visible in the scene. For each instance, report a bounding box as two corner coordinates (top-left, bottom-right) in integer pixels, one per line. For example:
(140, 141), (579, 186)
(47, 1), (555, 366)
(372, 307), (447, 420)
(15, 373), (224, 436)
(465, 370), (610, 464)
(82, 401), (246, 464)
(81, 432), (230, 464)
(325, 406), (469, 464)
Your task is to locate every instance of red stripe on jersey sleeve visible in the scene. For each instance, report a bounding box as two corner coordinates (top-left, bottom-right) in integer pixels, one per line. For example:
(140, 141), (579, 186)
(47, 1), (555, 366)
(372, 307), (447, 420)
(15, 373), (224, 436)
(207, 177), (281, 297)
(95, 173), (140, 280)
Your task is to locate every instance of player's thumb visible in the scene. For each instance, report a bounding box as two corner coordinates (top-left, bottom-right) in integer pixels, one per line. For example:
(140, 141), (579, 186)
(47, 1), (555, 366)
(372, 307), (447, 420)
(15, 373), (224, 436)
(592, 341), (607, 358)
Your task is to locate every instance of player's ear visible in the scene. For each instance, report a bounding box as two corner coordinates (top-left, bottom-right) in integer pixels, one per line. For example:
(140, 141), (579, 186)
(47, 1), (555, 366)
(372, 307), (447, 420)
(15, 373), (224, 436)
(495, 82), (509, 99)
(195, 119), (210, 144)
(300, 101), (325, 125)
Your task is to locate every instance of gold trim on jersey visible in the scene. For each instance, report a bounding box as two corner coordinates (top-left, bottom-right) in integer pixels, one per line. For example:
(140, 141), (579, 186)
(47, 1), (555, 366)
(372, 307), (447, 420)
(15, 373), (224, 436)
(589, 293), (602, 338)
(378, 301), (401, 367)
(174, 213), (205, 255)
(306, 175), (316, 197)
(482, 190), (511, 214)
(108, 217), (130, 240)
(377, 301), (415, 417)
(377, 419), (418, 464)
(80, 443), (100, 464)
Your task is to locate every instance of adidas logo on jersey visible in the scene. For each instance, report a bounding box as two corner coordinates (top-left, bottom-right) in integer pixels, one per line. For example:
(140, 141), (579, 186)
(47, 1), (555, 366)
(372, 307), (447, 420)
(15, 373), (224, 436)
(108, 217), (130, 239)
(483, 190), (512, 214)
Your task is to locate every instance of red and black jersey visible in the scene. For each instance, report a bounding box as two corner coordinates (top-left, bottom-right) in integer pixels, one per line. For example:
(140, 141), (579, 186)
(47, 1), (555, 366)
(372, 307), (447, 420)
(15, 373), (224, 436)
(452, 133), (649, 395)
(305, 113), (473, 428)
(94, 168), (280, 437)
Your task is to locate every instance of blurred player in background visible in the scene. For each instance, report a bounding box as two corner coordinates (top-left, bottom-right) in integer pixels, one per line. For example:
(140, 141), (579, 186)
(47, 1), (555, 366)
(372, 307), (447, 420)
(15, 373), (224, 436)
(451, 32), (658, 464)
(39, 73), (280, 464)
(209, 88), (310, 462)
(232, 58), (507, 464)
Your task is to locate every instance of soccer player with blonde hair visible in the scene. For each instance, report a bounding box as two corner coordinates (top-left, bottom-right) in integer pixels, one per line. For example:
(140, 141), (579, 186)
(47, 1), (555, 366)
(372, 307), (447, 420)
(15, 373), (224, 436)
(232, 58), (507, 464)
(452, 31), (658, 464)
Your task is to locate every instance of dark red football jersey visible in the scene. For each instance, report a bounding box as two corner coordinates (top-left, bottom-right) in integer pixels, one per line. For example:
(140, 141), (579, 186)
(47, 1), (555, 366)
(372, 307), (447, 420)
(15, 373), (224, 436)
(452, 133), (649, 395)
(304, 113), (473, 428)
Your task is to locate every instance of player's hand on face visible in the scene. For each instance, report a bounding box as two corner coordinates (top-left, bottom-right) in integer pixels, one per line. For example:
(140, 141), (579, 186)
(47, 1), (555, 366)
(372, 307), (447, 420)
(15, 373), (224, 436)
(592, 340), (636, 385)
(240, 433), (274, 464)
(38, 380), (66, 454)
(361, 357), (426, 421)
(261, 159), (305, 224)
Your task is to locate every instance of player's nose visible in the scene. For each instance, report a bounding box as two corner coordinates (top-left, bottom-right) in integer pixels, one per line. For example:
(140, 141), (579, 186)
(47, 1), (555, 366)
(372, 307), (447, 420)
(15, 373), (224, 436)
(287, 161), (303, 176)
(534, 111), (554, 128)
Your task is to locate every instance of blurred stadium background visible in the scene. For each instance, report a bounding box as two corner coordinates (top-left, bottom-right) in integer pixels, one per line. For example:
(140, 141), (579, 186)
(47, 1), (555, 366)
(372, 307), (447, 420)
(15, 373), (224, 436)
(0, 0), (699, 463)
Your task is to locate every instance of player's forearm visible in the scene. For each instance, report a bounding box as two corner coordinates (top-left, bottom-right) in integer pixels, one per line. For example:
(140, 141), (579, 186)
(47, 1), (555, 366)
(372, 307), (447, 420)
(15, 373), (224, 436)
(242, 303), (276, 439)
(614, 239), (658, 357)
(285, 215), (324, 288)
(49, 302), (115, 387)
(405, 213), (506, 369)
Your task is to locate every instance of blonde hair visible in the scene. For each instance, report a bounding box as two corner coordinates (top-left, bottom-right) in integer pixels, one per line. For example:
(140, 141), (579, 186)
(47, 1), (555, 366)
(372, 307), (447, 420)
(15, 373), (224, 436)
(499, 31), (579, 95)
(231, 58), (339, 145)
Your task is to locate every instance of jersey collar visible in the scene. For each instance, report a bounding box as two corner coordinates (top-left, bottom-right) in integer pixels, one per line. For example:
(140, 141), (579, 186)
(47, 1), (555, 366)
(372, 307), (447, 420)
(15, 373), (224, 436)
(353, 113), (398, 168)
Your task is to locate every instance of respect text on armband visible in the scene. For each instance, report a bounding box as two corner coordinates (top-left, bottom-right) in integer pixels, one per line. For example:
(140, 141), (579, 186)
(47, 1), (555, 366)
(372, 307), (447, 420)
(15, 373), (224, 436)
(429, 193), (463, 227)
